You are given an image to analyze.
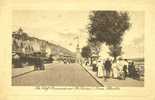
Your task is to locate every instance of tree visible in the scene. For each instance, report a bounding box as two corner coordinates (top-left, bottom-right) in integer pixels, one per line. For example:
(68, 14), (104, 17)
(81, 45), (91, 59)
(88, 11), (131, 59)
(108, 44), (123, 61)
(88, 37), (101, 56)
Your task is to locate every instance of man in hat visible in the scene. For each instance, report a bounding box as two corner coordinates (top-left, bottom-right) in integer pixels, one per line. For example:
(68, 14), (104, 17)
(123, 59), (128, 79)
(104, 58), (112, 79)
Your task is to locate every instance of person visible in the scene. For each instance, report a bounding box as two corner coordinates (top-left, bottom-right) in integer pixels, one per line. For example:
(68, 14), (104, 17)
(112, 60), (119, 79)
(92, 59), (97, 71)
(123, 59), (128, 79)
(128, 62), (132, 77)
(104, 58), (112, 79)
(130, 61), (136, 79)
(97, 60), (104, 78)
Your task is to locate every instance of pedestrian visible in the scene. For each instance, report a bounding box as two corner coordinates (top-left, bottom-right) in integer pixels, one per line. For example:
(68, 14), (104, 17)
(128, 62), (132, 77)
(122, 59), (128, 79)
(97, 60), (104, 78)
(130, 61), (136, 79)
(104, 58), (112, 79)
(116, 58), (126, 80)
(92, 59), (97, 71)
(112, 60), (119, 79)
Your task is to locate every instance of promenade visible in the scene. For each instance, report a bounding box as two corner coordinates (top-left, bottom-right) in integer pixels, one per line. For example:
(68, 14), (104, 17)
(82, 65), (144, 87)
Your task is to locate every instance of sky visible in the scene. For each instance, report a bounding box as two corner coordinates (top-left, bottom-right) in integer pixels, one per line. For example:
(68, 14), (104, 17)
(12, 10), (144, 59)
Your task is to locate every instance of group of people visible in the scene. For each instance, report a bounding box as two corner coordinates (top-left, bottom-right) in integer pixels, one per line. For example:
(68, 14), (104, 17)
(92, 58), (138, 80)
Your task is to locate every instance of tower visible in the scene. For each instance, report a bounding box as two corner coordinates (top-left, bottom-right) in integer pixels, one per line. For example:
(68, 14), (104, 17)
(76, 39), (81, 63)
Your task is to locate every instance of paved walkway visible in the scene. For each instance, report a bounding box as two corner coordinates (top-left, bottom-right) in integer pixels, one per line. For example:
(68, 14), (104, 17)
(12, 63), (52, 78)
(82, 64), (144, 87)
(12, 63), (101, 86)
(12, 66), (34, 78)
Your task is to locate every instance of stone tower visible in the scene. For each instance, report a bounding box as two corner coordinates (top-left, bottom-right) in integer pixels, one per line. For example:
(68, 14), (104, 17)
(76, 43), (81, 63)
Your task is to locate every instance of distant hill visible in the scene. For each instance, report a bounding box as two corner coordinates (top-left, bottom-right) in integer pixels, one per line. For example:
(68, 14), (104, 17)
(12, 28), (75, 57)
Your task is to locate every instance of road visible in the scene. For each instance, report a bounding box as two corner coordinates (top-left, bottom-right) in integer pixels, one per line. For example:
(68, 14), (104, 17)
(12, 63), (101, 86)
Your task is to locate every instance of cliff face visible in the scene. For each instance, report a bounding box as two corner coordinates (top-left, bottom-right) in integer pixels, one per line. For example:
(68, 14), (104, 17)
(12, 28), (75, 58)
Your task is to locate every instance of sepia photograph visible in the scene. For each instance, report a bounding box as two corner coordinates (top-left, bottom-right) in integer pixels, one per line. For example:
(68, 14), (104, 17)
(11, 10), (144, 87)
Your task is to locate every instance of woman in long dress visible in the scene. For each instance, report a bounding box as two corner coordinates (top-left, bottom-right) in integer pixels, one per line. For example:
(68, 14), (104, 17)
(97, 60), (104, 78)
(112, 61), (119, 79)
